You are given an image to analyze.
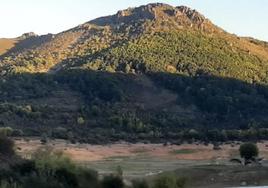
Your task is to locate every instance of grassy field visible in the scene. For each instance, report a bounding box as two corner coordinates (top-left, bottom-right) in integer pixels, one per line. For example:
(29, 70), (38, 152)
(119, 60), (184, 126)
(169, 149), (196, 155)
(81, 155), (212, 178)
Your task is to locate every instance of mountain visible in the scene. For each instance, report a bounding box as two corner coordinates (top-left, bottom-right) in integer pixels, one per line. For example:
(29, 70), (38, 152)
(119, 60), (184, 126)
(1, 4), (268, 81)
(1, 3), (268, 143)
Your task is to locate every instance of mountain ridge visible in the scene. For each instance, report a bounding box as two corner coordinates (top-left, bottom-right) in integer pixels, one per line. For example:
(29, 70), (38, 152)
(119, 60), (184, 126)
(89, 3), (212, 28)
(1, 3), (267, 75)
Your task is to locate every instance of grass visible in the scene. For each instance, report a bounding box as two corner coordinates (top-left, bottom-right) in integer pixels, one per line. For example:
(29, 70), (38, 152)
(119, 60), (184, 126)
(81, 155), (196, 178)
(169, 149), (196, 155)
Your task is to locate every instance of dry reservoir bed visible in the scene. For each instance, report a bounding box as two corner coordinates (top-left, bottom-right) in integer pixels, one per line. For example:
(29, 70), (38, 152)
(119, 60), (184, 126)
(14, 138), (268, 178)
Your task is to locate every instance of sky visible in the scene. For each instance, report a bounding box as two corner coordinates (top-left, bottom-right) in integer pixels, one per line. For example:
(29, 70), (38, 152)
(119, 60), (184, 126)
(0, 0), (267, 41)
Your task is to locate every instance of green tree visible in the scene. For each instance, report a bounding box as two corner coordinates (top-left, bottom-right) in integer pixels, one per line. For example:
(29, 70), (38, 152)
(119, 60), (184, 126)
(239, 142), (259, 160)
(0, 136), (15, 156)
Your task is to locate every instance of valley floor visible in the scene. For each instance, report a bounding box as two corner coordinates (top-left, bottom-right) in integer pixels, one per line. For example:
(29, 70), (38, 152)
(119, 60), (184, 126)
(14, 138), (268, 187)
(15, 138), (268, 162)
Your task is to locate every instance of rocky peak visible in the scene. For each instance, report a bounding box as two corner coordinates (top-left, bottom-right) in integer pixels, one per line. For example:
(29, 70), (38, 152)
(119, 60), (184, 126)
(88, 3), (216, 32)
(89, 3), (163, 26)
(18, 32), (38, 40)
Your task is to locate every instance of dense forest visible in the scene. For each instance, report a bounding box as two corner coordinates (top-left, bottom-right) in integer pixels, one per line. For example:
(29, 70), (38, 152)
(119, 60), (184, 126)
(1, 69), (268, 143)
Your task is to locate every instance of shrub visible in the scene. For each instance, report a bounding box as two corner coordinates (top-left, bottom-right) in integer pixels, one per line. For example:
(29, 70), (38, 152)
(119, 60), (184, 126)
(132, 179), (149, 188)
(54, 168), (78, 187)
(32, 147), (76, 174)
(40, 134), (48, 144)
(11, 129), (24, 137)
(77, 168), (99, 188)
(22, 176), (64, 188)
(77, 117), (85, 125)
(101, 175), (124, 188)
(176, 177), (187, 188)
(0, 136), (15, 156)
(0, 127), (13, 137)
(30, 146), (100, 188)
(239, 142), (259, 160)
(153, 173), (186, 188)
(0, 181), (21, 188)
(153, 174), (177, 188)
(116, 166), (123, 177)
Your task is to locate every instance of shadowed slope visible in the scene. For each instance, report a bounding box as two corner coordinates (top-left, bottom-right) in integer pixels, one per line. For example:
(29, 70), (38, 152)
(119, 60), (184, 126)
(1, 69), (268, 142)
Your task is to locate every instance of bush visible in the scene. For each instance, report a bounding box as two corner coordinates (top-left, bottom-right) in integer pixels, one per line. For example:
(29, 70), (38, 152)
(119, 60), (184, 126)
(101, 175), (124, 188)
(11, 129), (24, 137)
(132, 179), (149, 188)
(0, 136), (15, 156)
(22, 176), (64, 188)
(76, 168), (99, 188)
(77, 117), (85, 125)
(153, 174), (177, 188)
(40, 134), (48, 144)
(30, 147), (100, 188)
(0, 127), (13, 137)
(54, 168), (78, 188)
(176, 177), (187, 188)
(153, 174), (186, 188)
(0, 181), (20, 188)
(239, 142), (259, 160)
(32, 147), (76, 174)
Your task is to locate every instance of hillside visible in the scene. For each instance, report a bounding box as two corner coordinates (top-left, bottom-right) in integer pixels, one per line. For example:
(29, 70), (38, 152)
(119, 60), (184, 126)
(0, 38), (17, 55)
(1, 3), (268, 143)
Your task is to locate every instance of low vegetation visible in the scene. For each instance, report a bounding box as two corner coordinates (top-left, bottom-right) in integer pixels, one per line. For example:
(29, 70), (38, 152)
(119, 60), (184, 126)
(152, 174), (186, 188)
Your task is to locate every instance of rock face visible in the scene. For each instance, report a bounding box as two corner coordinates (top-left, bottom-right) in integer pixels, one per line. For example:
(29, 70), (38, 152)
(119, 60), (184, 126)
(89, 3), (215, 31)
(18, 32), (38, 40)
(177, 6), (206, 24)
(89, 3), (159, 26)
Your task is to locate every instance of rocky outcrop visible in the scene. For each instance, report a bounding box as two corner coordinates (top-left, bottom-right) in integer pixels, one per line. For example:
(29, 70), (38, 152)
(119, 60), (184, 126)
(89, 3), (215, 31)
(18, 32), (38, 40)
(177, 6), (206, 24)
